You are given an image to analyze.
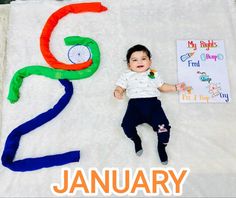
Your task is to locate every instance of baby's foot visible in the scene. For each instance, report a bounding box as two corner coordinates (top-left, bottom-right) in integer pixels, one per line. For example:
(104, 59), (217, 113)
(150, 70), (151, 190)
(131, 135), (143, 157)
(136, 149), (143, 156)
(158, 142), (168, 164)
(134, 140), (143, 156)
(161, 160), (168, 165)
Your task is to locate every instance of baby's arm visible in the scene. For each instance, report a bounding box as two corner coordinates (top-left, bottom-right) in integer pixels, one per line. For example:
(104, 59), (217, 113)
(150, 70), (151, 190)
(114, 86), (126, 99)
(158, 82), (186, 93)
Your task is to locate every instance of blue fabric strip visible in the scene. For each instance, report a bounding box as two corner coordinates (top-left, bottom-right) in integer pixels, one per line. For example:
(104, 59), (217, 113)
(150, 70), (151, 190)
(1, 79), (80, 172)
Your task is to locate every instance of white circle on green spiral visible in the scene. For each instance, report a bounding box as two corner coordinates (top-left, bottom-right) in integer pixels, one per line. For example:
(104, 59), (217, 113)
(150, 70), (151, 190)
(68, 45), (91, 64)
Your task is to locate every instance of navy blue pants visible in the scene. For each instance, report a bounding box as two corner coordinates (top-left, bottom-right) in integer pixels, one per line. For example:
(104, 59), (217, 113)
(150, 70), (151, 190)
(121, 97), (170, 144)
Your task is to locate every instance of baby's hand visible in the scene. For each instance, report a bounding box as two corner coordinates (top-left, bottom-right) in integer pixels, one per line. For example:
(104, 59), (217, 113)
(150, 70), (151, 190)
(114, 87), (124, 100)
(176, 82), (186, 92)
(114, 90), (123, 99)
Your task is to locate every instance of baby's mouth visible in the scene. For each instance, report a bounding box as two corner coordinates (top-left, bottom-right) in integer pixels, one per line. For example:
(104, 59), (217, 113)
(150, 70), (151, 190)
(137, 65), (144, 68)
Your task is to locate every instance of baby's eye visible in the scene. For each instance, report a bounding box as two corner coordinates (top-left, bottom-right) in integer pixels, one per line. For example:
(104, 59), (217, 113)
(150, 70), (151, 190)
(132, 59), (137, 62)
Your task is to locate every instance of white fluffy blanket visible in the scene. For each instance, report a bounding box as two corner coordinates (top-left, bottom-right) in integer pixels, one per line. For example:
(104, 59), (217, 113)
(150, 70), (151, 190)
(0, 0), (236, 197)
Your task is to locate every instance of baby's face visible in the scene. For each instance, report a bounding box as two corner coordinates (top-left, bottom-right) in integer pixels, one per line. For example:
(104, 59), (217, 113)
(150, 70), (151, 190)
(128, 51), (152, 73)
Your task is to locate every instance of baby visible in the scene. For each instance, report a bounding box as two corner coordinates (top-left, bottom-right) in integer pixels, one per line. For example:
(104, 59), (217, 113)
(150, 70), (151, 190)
(114, 44), (185, 165)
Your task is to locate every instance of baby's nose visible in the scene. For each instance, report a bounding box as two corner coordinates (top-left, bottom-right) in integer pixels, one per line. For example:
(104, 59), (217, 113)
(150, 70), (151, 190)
(137, 59), (143, 64)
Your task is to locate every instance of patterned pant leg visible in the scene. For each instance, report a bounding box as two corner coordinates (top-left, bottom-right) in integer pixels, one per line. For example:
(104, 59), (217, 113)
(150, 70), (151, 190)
(149, 99), (171, 144)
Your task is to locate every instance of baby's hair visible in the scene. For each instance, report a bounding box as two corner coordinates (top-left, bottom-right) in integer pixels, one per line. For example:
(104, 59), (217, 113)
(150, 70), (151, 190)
(126, 44), (151, 63)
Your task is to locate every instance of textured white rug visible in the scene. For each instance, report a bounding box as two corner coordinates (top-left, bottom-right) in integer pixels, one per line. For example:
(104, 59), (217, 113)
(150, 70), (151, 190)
(0, 0), (236, 197)
(0, 4), (9, 124)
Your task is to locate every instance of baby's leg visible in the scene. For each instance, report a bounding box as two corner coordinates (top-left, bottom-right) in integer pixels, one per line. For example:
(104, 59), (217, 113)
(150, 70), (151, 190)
(122, 119), (143, 156)
(149, 100), (171, 164)
(121, 100), (143, 156)
(155, 127), (170, 165)
(156, 125), (170, 165)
